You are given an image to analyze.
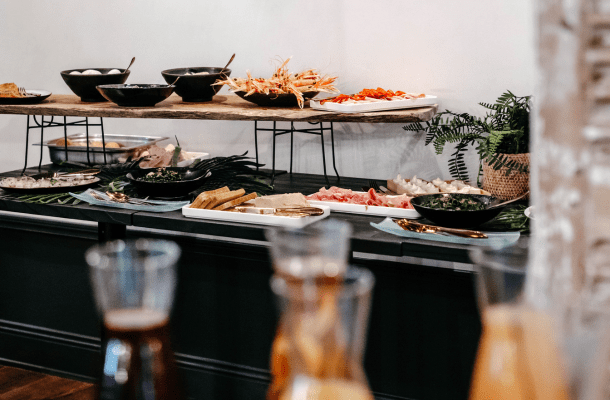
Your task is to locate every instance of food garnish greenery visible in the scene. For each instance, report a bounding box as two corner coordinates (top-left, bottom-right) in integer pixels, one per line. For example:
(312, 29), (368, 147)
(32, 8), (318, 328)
(140, 168), (182, 183)
(419, 194), (486, 211)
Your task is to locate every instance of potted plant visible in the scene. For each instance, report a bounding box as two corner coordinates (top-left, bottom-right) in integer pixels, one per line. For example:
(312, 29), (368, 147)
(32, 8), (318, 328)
(403, 91), (531, 200)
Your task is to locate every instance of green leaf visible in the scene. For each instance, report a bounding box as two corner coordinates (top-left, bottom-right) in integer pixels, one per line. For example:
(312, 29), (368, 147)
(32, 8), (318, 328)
(13, 152), (273, 206)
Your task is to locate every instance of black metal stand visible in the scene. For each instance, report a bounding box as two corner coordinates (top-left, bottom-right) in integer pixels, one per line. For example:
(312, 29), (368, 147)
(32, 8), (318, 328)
(254, 121), (340, 185)
(22, 116), (106, 174)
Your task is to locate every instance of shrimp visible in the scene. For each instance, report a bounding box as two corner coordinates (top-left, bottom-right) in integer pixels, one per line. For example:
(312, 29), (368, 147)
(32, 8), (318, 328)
(213, 57), (339, 108)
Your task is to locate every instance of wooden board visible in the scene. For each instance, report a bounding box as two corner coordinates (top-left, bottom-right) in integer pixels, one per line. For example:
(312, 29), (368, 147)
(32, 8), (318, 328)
(0, 94), (438, 123)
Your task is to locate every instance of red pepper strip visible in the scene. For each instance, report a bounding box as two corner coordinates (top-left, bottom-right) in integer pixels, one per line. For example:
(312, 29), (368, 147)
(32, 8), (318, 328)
(321, 88), (424, 104)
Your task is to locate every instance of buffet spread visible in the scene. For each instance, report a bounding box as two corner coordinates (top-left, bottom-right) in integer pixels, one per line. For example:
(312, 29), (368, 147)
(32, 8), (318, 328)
(0, 55), (529, 234)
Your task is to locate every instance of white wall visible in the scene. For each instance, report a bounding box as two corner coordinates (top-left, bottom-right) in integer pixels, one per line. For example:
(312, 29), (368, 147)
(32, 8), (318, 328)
(0, 0), (536, 182)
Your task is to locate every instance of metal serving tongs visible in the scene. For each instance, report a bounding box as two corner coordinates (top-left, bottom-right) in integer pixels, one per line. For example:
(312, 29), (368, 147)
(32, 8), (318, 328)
(89, 191), (160, 207)
(52, 169), (100, 180)
(275, 206), (325, 217)
(393, 219), (488, 239)
(233, 206), (325, 218)
(105, 191), (160, 206)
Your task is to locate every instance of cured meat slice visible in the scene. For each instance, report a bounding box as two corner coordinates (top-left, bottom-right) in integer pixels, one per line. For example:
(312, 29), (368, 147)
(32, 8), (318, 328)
(307, 186), (413, 209)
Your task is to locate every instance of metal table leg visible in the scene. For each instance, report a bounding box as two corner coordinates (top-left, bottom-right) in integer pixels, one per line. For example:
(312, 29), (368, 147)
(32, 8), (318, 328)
(21, 115), (31, 175)
(253, 121), (340, 184)
(271, 121), (277, 184)
(290, 122), (294, 174)
(85, 117), (92, 165)
(63, 116), (69, 162)
(100, 117), (107, 164)
(318, 123), (330, 185)
(37, 116), (45, 170)
(254, 121), (259, 170)
(329, 122), (340, 180)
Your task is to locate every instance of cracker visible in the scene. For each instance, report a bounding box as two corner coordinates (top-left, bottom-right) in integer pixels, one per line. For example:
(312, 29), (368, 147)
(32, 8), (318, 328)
(205, 189), (246, 209)
(190, 193), (208, 209)
(206, 186), (230, 195)
(190, 186), (230, 208)
(197, 197), (213, 210)
(213, 193), (258, 211)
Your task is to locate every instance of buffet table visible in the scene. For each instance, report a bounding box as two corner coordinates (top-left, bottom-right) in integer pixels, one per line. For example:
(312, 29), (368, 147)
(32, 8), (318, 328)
(0, 98), (483, 400)
(0, 167), (481, 400)
(0, 93), (438, 123)
(0, 165), (474, 263)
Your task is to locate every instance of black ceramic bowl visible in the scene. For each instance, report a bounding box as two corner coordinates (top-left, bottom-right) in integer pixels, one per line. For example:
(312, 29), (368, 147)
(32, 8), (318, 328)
(161, 67), (230, 102)
(96, 84), (175, 107)
(61, 68), (130, 102)
(126, 168), (211, 198)
(410, 194), (506, 228)
(234, 91), (319, 107)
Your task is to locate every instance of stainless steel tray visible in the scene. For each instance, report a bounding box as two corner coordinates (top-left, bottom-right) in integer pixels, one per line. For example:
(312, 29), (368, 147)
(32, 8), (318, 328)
(36, 133), (169, 165)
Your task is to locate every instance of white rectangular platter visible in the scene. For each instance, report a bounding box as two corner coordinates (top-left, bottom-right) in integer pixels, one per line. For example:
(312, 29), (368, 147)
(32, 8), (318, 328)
(182, 204), (331, 228)
(310, 95), (437, 114)
(308, 200), (420, 219)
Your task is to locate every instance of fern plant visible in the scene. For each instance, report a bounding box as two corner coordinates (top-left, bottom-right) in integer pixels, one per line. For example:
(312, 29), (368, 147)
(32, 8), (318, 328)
(403, 90), (531, 182)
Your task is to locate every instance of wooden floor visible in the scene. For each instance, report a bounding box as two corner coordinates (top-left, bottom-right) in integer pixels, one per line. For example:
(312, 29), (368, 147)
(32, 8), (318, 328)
(0, 366), (94, 400)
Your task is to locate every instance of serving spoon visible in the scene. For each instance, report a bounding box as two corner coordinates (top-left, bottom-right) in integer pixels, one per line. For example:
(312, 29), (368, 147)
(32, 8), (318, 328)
(488, 191), (530, 209)
(124, 57), (136, 74)
(221, 53), (235, 73)
(51, 169), (100, 180)
(106, 191), (158, 206)
(172, 54), (236, 85)
(218, 53), (235, 79)
(393, 219), (488, 238)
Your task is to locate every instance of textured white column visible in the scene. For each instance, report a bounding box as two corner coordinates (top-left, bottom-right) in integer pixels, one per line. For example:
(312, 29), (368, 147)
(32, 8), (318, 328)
(530, 0), (588, 312)
(532, 0), (610, 334)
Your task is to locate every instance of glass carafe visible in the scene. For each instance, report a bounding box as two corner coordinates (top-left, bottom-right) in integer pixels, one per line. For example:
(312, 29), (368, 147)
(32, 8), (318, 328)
(468, 241), (570, 400)
(270, 267), (375, 400)
(266, 220), (375, 400)
(266, 219), (352, 280)
(86, 239), (182, 400)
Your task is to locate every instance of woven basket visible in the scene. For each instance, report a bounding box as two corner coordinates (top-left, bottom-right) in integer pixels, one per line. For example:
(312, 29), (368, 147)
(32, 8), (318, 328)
(482, 153), (530, 200)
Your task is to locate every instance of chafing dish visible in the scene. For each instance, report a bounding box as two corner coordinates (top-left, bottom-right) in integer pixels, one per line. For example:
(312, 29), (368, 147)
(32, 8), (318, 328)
(36, 133), (169, 165)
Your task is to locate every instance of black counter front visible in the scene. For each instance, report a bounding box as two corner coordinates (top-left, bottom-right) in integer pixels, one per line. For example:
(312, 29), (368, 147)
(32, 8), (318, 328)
(0, 168), (481, 400)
